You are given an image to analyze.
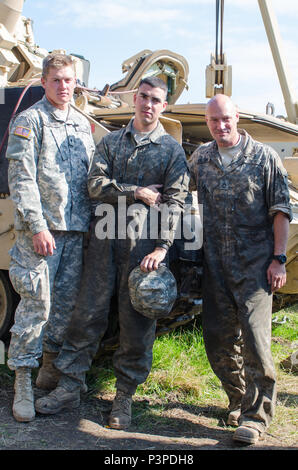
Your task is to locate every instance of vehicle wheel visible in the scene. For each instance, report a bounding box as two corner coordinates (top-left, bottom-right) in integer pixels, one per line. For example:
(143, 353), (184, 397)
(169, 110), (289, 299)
(0, 270), (18, 340)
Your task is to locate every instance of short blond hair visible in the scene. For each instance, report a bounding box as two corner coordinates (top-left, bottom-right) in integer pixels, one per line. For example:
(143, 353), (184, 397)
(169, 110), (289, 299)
(42, 53), (75, 78)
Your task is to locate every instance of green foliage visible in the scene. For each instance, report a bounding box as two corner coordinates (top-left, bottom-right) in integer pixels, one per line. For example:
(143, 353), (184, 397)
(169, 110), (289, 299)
(272, 303), (298, 342)
(0, 303), (296, 443)
(87, 358), (116, 393)
(271, 303), (298, 364)
(136, 323), (226, 406)
(135, 303), (298, 408)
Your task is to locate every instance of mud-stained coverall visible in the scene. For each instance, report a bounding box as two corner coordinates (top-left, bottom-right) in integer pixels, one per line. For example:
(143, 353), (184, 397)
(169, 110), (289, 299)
(188, 129), (292, 433)
(54, 119), (189, 395)
(6, 95), (94, 370)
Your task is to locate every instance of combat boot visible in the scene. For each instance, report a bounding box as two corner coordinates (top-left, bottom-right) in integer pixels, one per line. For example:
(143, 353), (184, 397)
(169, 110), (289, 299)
(13, 368), (35, 422)
(36, 352), (60, 390)
(227, 408), (241, 426)
(109, 390), (133, 430)
(233, 425), (262, 445)
(35, 386), (80, 415)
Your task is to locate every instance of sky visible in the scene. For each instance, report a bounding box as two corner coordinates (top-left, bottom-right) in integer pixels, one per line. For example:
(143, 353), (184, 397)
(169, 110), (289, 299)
(21, 0), (298, 118)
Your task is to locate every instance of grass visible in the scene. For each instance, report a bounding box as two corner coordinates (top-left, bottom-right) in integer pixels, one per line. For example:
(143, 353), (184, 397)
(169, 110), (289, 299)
(89, 303), (297, 404)
(0, 302), (297, 445)
(88, 321), (225, 405)
(268, 304), (298, 444)
(137, 324), (225, 405)
(86, 302), (297, 442)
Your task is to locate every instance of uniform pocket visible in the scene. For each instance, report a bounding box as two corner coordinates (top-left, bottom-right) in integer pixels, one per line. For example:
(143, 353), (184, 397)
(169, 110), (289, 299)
(236, 227), (270, 244)
(9, 254), (49, 301)
(235, 227), (273, 270)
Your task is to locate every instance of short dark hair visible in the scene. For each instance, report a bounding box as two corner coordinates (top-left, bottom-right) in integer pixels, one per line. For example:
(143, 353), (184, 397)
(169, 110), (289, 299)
(42, 53), (75, 78)
(139, 77), (168, 98)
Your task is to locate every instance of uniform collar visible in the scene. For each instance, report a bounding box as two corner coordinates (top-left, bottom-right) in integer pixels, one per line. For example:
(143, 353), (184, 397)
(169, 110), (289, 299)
(209, 129), (256, 172)
(125, 118), (167, 143)
(41, 95), (73, 122)
(238, 128), (256, 156)
(212, 129), (252, 155)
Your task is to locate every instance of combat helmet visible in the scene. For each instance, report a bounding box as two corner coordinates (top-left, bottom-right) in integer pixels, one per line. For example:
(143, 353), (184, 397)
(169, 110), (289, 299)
(128, 264), (177, 320)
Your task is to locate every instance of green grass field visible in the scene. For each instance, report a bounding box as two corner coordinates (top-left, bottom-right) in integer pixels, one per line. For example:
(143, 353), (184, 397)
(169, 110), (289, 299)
(0, 301), (297, 445)
(84, 302), (298, 441)
(88, 302), (297, 399)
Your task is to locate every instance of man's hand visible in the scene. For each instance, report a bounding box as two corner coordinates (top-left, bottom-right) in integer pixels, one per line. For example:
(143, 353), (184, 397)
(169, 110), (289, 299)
(267, 260), (287, 292)
(32, 230), (56, 256)
(135, 184), (163, 207)
(267, 212), (289, 292)
(140, 247), (167, 272)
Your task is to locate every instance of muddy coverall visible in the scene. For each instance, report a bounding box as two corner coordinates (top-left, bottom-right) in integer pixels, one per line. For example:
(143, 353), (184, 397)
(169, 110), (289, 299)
(6, 96), (94, 370)
(188, 129), (292, 433)
(54, 119), (189, 395)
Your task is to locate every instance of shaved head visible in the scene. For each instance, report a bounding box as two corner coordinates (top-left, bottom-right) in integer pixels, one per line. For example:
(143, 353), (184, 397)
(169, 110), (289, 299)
(205, 94), (240, 147)
(206, 94), (238, 117)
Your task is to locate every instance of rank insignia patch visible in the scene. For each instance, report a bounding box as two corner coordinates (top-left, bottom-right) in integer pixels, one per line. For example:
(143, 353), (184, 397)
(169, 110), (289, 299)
(14, 126), (31, 139)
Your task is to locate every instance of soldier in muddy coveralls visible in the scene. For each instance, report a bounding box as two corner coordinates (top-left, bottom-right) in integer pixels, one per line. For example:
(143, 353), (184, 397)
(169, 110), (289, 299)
(6, 54), (94, 422)
(188, 94), (292, 445)
(35, 77), (190, 429)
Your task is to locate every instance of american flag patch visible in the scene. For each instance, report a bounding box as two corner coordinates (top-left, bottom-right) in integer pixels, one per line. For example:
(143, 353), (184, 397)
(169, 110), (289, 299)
(14, 126), (31, 139)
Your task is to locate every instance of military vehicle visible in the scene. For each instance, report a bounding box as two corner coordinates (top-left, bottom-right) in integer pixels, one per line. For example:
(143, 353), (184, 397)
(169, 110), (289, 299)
(0, 0), (297, 347)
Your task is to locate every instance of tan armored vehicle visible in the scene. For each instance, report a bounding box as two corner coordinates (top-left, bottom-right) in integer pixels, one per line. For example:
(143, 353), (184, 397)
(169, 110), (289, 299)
(0, 0), (297, 344)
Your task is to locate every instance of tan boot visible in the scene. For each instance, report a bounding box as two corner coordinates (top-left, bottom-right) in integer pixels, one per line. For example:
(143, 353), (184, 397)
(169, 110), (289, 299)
(13, 368), (35, 422)
(36, 352), (60, 390)
(109, 390), (132, 430)
(227, 408), (241, 426)
(233, 425), (262, 445)
(35, 386), (80, 415)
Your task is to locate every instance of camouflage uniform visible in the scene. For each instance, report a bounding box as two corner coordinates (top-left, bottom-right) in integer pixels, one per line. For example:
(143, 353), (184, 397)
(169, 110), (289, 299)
(189, 129), (292, 433)
(54, 119), (189, 395)
(6, 95), (94, 370)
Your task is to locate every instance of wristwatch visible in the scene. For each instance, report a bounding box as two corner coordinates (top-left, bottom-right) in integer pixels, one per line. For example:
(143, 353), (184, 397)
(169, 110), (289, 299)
(273, 254), (287, 264)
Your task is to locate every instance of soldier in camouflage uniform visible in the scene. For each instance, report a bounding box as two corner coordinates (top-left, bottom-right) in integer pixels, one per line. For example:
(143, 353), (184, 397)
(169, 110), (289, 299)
(6, 53), (94, 422)
(188, 94), (292, 445)
(35, 77), (189, 429)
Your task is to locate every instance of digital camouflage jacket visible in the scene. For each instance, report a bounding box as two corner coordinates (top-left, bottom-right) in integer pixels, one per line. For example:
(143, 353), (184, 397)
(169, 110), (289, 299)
(6, 95), (95, 234)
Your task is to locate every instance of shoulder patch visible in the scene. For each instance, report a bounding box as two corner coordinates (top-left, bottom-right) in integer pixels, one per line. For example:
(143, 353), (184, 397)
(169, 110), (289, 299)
(14, 126), (31, 139)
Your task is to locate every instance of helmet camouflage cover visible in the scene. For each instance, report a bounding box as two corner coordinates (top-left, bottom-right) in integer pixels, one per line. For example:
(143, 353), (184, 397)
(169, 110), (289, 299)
(128, 265), (177, 320)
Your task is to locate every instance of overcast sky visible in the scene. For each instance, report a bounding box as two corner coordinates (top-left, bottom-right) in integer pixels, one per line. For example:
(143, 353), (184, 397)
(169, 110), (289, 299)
(22, 0), (298, 118)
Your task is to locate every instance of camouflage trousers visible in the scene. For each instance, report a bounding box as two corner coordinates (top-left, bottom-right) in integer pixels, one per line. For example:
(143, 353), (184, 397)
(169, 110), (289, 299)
(54, 220), (157, 396)
(7, 230), (84, 370)
(202, 254), (276, 433)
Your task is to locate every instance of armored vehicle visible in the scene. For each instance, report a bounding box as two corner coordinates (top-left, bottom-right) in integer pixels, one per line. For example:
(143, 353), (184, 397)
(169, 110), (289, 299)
(0, 0), (297, 347)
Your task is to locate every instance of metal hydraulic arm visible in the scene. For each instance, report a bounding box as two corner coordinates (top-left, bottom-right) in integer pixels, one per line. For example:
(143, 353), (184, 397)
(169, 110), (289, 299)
(205, 0), (232, 98)
(258, 0), (298, 124)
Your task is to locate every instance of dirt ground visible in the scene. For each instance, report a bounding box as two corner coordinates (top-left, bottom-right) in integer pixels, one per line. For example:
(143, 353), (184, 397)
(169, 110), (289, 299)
(0, 379), (296, 460)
